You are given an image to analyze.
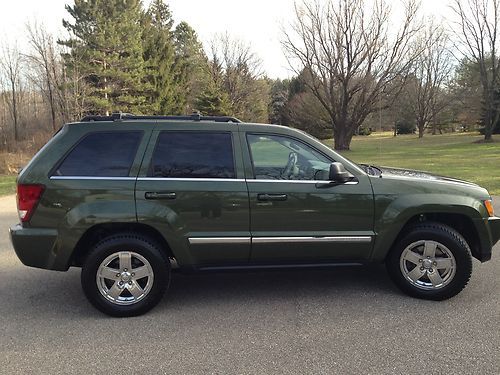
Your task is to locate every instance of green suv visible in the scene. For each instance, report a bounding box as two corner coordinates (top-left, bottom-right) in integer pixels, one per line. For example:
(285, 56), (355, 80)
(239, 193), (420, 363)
(9, 114), (500, 316)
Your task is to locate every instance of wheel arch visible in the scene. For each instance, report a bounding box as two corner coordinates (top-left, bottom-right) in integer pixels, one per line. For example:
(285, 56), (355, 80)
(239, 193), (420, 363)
(70, 222), (175, 267)
(374, 212), (481, 262)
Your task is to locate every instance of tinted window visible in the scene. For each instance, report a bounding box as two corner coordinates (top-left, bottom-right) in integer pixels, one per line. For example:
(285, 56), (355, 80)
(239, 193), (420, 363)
(55, 131), (142, 177)
(150, 132), (235, 179)
(247, 134), (331, 180)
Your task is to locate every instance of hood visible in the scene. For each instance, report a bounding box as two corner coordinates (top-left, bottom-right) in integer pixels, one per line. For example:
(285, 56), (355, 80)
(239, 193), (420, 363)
(376, 166), (479, 187)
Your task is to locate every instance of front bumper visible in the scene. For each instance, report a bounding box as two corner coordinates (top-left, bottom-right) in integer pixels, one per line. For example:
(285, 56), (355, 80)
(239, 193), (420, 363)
(9, 224), (61, 270)
(488, 216), (500, 247)
(474, 216), (500, 262)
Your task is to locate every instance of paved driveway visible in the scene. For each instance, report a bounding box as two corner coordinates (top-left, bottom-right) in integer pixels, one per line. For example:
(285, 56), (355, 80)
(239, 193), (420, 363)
(0, 195), (498, 374)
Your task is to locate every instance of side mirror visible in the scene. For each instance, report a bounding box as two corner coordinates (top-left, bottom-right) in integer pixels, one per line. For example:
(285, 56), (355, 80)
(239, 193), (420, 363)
(328, 162), (352, 183)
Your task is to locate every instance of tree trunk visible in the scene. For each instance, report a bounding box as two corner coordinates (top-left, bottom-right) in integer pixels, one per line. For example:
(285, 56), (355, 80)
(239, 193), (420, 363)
(10, 80), (18, 141)
(417, 121), (425, 138)
(333, 125), (353, 151)
(483, 111), (493, 141)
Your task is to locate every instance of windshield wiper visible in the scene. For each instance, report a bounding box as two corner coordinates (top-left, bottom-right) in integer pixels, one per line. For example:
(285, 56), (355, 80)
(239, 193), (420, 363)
(359, 164), (382, 176)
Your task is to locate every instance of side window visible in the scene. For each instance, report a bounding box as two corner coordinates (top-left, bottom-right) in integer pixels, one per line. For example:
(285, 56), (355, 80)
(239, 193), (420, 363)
(55, 131), (142, 177)
(247, 134), (331, 180)
(149, 132), (235, 179)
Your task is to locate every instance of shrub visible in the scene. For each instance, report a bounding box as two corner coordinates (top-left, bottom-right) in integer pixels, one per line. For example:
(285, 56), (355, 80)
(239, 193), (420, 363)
(396, 119), (416, 135)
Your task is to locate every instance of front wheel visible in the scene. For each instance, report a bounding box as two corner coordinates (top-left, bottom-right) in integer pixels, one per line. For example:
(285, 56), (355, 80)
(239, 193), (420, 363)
(81, 233), (170, 317)
(386, 223), (473, 300)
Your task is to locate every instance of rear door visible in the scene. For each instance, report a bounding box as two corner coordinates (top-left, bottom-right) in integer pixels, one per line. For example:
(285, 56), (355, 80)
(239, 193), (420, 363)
(135, 123), (250, 267)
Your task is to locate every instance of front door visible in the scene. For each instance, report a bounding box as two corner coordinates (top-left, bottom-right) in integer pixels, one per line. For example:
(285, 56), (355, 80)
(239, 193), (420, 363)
(243, 132), (374, 263)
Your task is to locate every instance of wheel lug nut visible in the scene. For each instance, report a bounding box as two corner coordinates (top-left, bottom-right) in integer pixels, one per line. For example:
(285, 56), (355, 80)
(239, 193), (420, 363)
(124, 268), (128, 272)
(418, 259), (422, 263)
(116, 273), (120, 277)
(131, 273), (135, 277)
(128, 281), (132, 285)
(429, 269), (433, 273)
(433, 262), (437, 266)
(420, 267), (424, 271)
(119, 281), (123, 285)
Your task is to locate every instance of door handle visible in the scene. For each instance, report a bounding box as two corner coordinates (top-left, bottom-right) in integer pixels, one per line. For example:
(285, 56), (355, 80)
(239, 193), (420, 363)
(145, 192), (176, 200)
(257, 193), (287, 201)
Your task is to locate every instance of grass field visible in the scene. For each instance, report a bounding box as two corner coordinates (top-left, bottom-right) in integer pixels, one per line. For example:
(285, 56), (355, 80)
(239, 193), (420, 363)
(0, 176), (16, 197)
(332, 132), (500, 195)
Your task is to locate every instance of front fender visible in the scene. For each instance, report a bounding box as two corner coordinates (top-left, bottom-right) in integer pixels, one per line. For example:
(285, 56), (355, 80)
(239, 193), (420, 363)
(370, 193), (486, 261)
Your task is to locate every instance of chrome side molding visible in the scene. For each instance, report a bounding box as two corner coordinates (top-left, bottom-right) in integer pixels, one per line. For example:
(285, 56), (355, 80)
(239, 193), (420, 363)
(188, 237), (251, 245)
(252, 236), (372, 243)
(188, 236), (372, 245)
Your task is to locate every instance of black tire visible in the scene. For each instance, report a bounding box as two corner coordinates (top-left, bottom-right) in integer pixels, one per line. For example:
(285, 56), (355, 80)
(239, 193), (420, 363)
(386, 222), (472, 301)
(81, 233), (170, 317)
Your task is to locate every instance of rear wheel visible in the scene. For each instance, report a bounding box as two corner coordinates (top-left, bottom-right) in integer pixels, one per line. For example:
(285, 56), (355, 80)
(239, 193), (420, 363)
(81, 233), (170, 317)
(386, 223), (472, 300)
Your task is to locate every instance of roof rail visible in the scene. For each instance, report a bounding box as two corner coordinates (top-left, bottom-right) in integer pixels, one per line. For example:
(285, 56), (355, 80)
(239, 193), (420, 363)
(80, 112), (242, 123)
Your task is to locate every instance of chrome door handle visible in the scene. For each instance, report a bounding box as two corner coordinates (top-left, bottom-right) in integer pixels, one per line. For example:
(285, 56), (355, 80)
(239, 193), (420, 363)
(257, 193), (288, 201)
(145, 192), (176, 200)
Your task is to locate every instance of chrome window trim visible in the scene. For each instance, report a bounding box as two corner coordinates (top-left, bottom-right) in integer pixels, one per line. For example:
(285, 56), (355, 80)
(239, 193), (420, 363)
(247, 179), (359, 185)
(188, 237), (251, 245)
(252, 236), (372, 243)
(50, 176), (136, 180)
(49, 176), (357, 185)
(138, 177), (246, 182)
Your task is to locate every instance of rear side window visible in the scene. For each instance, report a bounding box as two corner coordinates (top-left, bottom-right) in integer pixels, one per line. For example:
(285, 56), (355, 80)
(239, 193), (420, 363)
(149, 132), (235, 178)
(54, 131), (142, 177)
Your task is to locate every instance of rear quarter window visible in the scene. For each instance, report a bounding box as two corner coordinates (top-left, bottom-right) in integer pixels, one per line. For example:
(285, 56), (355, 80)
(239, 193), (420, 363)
(53, 131), (143, 177)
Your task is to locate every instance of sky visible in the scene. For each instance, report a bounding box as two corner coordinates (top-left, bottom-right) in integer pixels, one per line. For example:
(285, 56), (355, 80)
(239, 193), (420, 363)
(0, 0), (453, 79)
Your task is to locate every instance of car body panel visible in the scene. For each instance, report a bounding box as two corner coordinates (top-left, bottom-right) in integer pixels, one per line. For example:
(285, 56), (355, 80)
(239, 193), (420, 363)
(369, 172), (493, 261)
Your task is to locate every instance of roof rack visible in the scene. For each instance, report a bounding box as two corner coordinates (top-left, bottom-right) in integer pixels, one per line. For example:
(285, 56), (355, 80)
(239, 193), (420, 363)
(80, 112), (242, 123)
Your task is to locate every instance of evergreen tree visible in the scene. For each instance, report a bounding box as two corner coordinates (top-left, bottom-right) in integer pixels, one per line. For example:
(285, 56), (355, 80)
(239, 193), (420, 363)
(195, 80), (231, 116)
(173, 22), (208, 113)
(141, 0), (177, 114)
(268, 79), (290, 125)
(59, 0), (146, 115)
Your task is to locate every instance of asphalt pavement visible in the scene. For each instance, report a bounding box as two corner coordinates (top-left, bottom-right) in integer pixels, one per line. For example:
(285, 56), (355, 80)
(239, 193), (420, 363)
(0, 195), (498, 374)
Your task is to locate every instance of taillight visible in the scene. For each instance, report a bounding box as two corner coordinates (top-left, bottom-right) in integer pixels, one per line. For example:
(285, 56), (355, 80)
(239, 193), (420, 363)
(17, 184), (45, 222)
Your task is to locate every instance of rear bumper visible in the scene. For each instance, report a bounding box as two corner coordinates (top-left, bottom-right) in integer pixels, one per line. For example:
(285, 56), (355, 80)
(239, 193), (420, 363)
(9, 224), (65, 271)
(474, 216), (500, 262)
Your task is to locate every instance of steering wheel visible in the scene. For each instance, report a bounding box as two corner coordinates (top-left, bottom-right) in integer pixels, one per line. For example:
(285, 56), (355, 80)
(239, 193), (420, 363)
(281, 152), (298, 179)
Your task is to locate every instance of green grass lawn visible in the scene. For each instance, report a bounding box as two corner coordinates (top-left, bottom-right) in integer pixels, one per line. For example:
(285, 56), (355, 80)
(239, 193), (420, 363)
(330, 132), (500, 195)
(0, 175), (16, 197)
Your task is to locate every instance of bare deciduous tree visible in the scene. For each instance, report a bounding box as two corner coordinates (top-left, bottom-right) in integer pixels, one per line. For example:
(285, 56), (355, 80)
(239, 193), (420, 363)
(0, 44), (23, 141)
(452, 0), (500, 141)
(205, 34), (269, 122)
(26, 22), (61, 131)
(282, 0), (423, 150)
(408, 23), (453, 138)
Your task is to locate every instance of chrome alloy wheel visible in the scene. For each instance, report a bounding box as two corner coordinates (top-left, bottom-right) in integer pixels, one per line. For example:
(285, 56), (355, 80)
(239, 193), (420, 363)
(399, 240), (456, 290)
(96, 251), (154, 305)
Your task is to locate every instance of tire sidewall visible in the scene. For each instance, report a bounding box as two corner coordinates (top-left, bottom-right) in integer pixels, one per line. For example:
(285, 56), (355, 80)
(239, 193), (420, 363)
(81, 235), (170, 317)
